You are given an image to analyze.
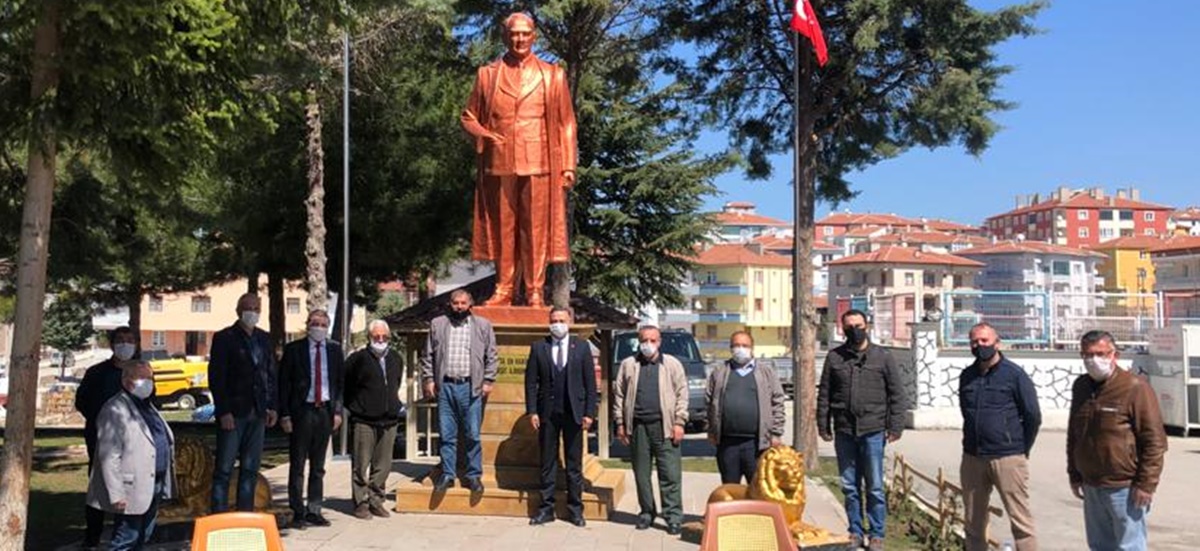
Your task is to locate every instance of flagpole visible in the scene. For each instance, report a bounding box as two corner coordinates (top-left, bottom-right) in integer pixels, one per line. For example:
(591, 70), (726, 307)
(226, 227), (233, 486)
(790, 28), (803, 451)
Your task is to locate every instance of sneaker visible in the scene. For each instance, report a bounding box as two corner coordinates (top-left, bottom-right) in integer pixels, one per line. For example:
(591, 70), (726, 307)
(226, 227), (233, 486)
(868, 536), (885, 550)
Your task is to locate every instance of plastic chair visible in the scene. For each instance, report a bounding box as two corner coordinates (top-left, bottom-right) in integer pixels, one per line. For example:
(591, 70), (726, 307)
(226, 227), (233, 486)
(190, 512), (283, 551)
(699, 500), (797, 551)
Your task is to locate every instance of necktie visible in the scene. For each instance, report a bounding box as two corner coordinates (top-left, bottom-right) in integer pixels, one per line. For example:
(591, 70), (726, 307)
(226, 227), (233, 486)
(314, 343), (323, 406)
(555, 341), (564, 371)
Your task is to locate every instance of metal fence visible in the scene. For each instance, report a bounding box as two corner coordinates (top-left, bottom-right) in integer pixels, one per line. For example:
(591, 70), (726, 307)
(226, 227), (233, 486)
(836, 290), (1185, 349)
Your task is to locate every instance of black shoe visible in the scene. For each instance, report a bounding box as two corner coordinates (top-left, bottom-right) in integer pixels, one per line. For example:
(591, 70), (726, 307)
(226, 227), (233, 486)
(468, 478), (484, 493)
(666, 523), (682, 536)
(432, 477), (453, 492)
(304, 512), (331, 527)
(529, 511), (555, 525)
(635, 516), (653, 530)
(289, 516), (307, 530)
(570, 516), (587, 527)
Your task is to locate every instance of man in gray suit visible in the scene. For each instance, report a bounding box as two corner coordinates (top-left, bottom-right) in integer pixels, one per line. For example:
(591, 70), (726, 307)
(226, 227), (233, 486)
(420, 288), (499, 492)
(87, 362), (175, 551)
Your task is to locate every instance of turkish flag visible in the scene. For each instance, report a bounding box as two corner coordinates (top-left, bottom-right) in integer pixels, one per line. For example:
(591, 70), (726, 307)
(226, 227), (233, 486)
(790, 0), (828, 66)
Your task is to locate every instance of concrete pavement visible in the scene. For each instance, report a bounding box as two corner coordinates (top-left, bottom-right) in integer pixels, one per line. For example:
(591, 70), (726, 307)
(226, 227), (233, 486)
(884, 430), (1200, 550)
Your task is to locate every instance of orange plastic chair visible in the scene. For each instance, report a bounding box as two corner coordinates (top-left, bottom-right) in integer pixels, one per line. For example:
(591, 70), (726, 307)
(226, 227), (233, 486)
(190, 512), (284, 551)
(699, 500), (797, 551)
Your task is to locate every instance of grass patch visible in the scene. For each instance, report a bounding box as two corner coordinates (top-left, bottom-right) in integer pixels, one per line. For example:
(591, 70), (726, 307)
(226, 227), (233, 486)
(600, 457), (719, 473)
(810, 456), (927, 551)
(28, 451), (90, 551)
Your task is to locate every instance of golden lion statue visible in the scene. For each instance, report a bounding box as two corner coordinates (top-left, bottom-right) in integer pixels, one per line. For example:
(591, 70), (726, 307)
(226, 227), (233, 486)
(706, 446), (829, 544)
(159, 436), (274, 521)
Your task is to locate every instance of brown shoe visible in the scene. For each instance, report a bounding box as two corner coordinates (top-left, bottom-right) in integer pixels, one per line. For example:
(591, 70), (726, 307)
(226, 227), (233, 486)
(483, 288), (513, 306)
(353, 504), (371, 520)
(369, 503), (391, 518)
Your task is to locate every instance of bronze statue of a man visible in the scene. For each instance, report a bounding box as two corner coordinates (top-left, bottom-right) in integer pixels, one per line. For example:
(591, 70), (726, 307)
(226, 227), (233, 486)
(461, 12), (577, 308)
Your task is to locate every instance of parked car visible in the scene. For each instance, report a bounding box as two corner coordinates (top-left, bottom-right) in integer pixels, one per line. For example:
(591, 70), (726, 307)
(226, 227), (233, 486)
(612, 329), (708, 433)
(759, 357), (795, 399)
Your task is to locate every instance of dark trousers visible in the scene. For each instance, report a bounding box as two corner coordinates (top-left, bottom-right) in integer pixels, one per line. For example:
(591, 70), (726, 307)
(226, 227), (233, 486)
(716, 436), (761, 485)
(537, 411), (584, 518)
(110, 475), (164, 551)
(84, 438), (107, 545)
(351, 421), (398, 507)
(631, 418), (683, 524)
(212, 412), (266, 512)
(288, 404), (333, 516)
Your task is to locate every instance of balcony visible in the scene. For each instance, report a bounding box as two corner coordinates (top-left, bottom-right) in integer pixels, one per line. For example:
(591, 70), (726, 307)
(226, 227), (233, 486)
(698, 311), (743, 323)
(696, 284), (747, 296)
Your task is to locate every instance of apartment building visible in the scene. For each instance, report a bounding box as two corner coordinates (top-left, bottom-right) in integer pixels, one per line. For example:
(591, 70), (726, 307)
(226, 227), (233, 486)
(984, 186), (1172, 247)
(691, 243), (795, 359)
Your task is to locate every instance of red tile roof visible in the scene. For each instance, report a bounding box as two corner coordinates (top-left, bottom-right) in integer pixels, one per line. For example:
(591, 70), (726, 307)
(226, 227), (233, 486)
(1086, 235), (1174, 251)
(1151, 235), (1200, 254)
(750, 235), (841, 251)
(713, 211), (791, 227)
(818, 212), (920, 227)
(870, 231), (989, 246)
(828, 246), (984, 267)
(694, 244), (793, 267)
(843, 226), (887, 238)
(922, 219), (982, 232)
(1173, 207), (1200, 222)
(956, 240), (1105, 258)
(987, 191), (1173, 220)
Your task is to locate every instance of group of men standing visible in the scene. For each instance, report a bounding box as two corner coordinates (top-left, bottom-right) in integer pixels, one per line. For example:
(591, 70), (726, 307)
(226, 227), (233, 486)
(818, 309), (1167, 551)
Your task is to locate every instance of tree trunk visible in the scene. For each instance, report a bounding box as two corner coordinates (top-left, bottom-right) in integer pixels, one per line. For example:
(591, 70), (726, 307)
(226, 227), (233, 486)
(0, 2), (61, 547)
(126, 290), (142, 350)
(304, 86), (328, 313)
(795, 148), (819, 472)
(268, 272), (285, 357)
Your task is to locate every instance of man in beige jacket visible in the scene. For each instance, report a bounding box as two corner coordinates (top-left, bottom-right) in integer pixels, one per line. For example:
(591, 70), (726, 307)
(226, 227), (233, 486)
(613, 325), (688, 535)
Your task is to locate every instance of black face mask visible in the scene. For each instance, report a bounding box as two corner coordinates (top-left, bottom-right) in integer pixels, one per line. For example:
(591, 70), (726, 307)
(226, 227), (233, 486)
(844, 326), (868, 346)
(449, 309), (470, 322)
(972, 344), (997, 362)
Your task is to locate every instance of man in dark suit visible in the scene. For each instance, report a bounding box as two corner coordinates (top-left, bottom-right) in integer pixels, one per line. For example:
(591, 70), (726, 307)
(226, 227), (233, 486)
(525, 306), (597, 527)
(208, 293), (278, 513)
(278, 309), (344, 529)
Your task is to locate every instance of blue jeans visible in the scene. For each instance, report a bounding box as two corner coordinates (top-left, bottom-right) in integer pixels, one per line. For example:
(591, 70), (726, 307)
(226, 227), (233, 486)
(1083, 485), (1148, 551)
(438, 380), (483, 483)
(834, 430), (886, 539)
(211, 412), (265, 512)
(110, 476), (164, 550)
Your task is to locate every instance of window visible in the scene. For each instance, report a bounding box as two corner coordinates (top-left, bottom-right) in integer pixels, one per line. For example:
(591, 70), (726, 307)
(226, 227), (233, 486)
(148, 295), (163, 312)
(1144, 228), (1155, 236)
(755, 298), (764, 312)
(1119, 210), (1134, 221)
(190, 296), (211, 313)
(1072, 262), (1082, 274)
(1078, 227), (1089, 238)
(286, 297), (300, 314)
(821, 254), (834, 263)
(706, 324), (717, 340)
(150, 331), (166, 348)
(904, 272), (915, 286)
(705, 271), (718, 284)
(924, 273), (936, 287)
(823, 226), (833, 236)
(1077, 209), (1089, 220)
(754, 270), (764, 284)
(705, 298), (717, 311)
(1026, 213), (1037, 225)
(1052, 261), (1070, 276)
(953, 274), (964, 288)
(836, 273), (844, 286)
(1144, 211), (1155, 222)
(1099, 228), (1115, 239)
(1099, 210), (1114, 221)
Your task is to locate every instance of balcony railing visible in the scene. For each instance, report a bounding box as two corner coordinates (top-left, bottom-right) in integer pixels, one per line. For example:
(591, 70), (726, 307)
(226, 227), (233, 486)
(697, 311), (743, 323)
(695, 284), (747, 296)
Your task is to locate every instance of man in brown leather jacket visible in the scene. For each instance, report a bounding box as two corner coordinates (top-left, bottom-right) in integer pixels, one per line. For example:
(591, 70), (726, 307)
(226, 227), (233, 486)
(1067, 330), (1167, 551)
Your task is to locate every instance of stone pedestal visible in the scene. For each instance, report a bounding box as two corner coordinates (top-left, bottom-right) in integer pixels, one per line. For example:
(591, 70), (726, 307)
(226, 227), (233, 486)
(394, 309), (625, 519)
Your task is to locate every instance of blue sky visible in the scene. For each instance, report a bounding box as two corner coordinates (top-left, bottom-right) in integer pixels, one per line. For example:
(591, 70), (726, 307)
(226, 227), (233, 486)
(703, 1), (1200, 226)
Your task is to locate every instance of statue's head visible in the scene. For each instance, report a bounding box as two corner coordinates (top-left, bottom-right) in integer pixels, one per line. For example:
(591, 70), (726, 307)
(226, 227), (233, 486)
(755, 446), (805, 495)
(502, 12), (536, 60)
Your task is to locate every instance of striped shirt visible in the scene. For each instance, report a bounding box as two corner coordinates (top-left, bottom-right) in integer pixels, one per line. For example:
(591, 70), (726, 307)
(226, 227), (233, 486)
(445, 316), (472, 379)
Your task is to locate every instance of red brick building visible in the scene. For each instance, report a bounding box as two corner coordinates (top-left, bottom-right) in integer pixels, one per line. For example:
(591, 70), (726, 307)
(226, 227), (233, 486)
(985, 187), (1172, 247)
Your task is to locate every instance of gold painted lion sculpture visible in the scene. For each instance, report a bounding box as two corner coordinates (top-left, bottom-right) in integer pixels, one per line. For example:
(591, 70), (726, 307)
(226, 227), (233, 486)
(706, 446), (830, 543)
(158, 436), (274, 521)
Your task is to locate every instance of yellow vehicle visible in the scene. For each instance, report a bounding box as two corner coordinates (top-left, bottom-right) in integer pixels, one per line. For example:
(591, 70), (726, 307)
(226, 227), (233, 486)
(151, 357), (210, 410)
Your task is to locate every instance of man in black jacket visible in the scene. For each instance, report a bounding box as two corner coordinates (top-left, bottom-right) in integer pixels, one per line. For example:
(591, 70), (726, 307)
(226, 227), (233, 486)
(958, 323), (1040, 551)
(525, 307), (597, 527)
(208, 293), (278, 513)
(74, 326), (137, 548)
(344, 319), (404, 520)
(278, 309), (344, 529)
(817, 309), (906, 551)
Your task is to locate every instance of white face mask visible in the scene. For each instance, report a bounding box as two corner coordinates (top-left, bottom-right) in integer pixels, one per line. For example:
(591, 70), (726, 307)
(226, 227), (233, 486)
(1084, 356), (1114, 381)
(130, 378), (154, 400)
(240, 310), (260, 329)
(308, 326), (328, 343)
(731, 346), (753, 365)
(639, 342), (658, 359)
(370, 341), (389, 354)
(549, 322), (569, 339)
(113, 343), (137, 362)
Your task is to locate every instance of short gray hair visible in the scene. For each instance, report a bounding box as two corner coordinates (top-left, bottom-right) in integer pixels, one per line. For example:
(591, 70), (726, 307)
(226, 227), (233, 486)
(368, 319), (390, 333)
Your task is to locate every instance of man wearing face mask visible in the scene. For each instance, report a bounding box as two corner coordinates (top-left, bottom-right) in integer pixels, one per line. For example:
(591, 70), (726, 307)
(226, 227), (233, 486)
(957, 323), (1041, 551)
(344, 319), (404, 520)
(705, 331), (787, 484)
(1067, 330), (1166, 551)
(612, 325), (689, 534)
(75, 326), (139, 548)
(87, 362), (175, 551)
(817, 309), (906, 550)
(208, 293), (278, 513)
(278, 310), (344, 528)
(420, 288), (498, 492)
(524, 307), (597, 527)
